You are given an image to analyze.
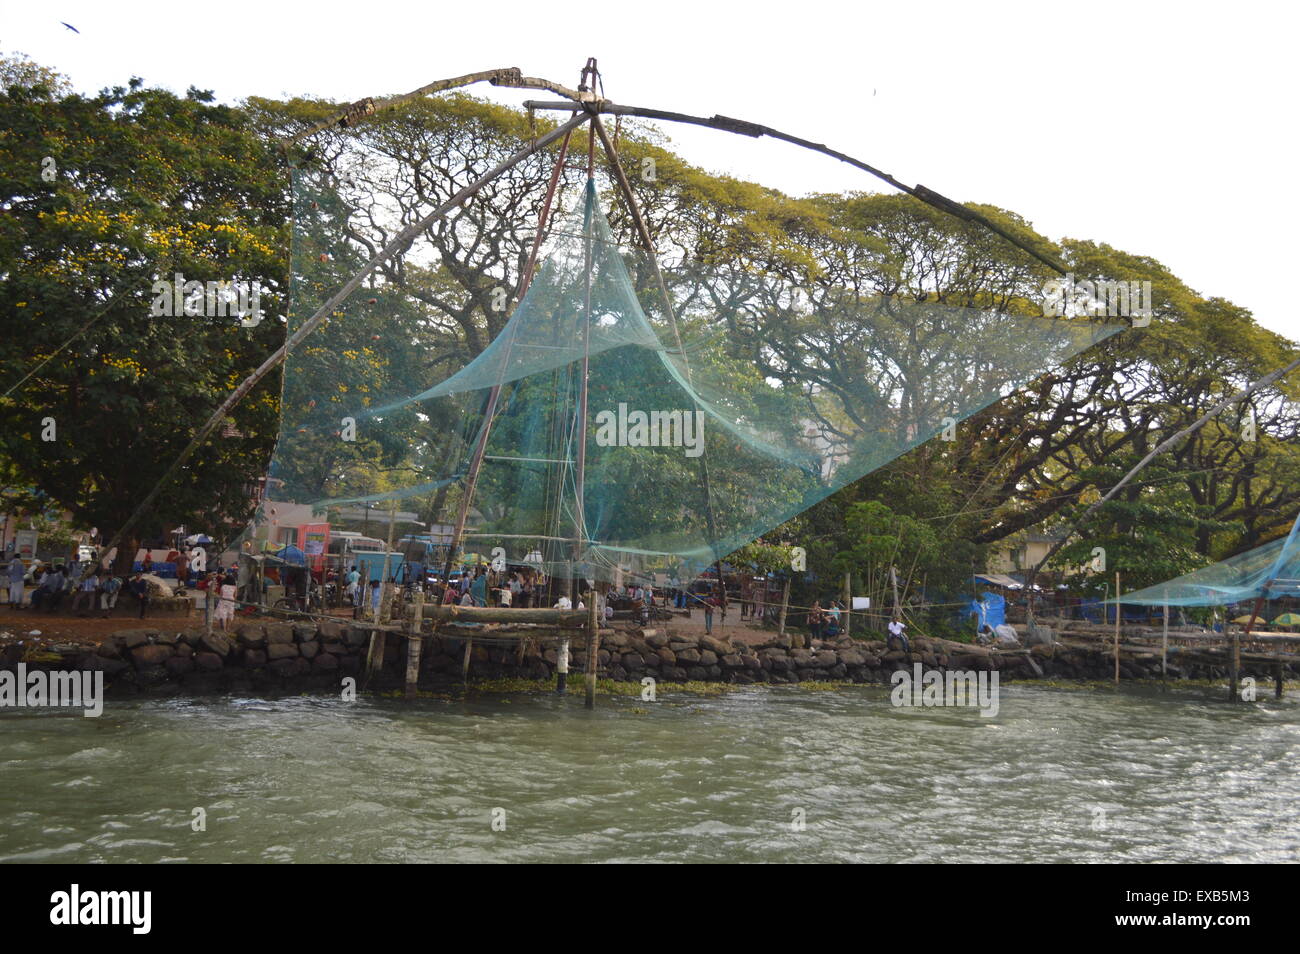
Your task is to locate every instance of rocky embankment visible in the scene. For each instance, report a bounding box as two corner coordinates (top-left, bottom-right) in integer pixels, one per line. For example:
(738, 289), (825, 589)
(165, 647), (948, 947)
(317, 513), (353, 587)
(2, 616), (1291, 696)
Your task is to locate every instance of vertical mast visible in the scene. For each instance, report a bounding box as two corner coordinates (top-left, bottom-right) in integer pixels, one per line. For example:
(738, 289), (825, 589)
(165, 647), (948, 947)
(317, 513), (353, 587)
(573, 121), (596, 584)
(438, 124), (581, 588)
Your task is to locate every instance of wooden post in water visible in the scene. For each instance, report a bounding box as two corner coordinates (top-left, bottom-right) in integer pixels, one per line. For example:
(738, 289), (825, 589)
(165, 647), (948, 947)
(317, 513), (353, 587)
(404, 588), (425, 699)
(585, 591), (599, 709)
(1276, 652), (1285, 700)
(1229, 630), (1240, 702)
(1161, 601), (1169, 689)
(461, 635), (473, 686)
(777, 575), (791, 639)
(556, 635), (570, 694)
(364, 630), (386, 688)
(1113, 571), (1121, 685)
(842, 571), (852, 638)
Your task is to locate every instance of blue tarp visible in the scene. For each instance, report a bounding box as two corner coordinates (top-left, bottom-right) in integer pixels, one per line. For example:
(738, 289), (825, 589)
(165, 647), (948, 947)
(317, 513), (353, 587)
(967, 591), (1006, 629)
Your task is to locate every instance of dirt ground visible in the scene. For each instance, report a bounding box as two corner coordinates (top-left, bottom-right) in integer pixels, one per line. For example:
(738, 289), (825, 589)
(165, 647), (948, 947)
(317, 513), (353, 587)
(0, 604), (205, 649)
(0, 601), (790, 654)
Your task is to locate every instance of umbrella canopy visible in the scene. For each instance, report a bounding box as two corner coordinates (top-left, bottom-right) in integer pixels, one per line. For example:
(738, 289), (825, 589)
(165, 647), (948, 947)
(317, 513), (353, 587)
(1272, 612), (1300, 626)
(1231, 614), (1260, 623)
(275, 544), (307, 567)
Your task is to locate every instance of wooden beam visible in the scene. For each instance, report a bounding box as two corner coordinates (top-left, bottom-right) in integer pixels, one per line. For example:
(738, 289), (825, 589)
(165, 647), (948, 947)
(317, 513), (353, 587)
(419, 605), (587, 624)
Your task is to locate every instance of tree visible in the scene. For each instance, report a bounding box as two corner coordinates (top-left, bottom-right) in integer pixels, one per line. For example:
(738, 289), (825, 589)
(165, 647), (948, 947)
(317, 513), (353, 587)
(0, 64), (289, 570)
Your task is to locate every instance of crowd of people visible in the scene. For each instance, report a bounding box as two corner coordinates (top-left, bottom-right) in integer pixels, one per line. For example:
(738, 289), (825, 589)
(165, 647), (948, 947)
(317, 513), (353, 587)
(3, 557), (241, 623)
(5, 559), (148, 618)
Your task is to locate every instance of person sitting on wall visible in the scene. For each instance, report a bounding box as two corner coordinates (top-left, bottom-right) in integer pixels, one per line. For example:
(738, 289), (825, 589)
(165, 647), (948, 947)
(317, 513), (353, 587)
(887, 616), (910, 656)
(70, 570), (99, 617)
(824, 601), (842, 638)
(30, 564), (64, 612)
(100, 574), (122, 618)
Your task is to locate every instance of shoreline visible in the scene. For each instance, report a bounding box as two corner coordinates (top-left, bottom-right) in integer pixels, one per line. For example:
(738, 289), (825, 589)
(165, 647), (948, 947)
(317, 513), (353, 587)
(2, 616), (1294, 700)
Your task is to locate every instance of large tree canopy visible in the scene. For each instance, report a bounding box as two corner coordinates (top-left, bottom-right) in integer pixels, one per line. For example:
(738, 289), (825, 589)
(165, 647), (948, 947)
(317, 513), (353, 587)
(1, 57), (288, 565)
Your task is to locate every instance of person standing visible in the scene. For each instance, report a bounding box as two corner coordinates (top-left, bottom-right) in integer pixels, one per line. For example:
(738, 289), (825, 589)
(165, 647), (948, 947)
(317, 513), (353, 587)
(470, 569), (487, 608)
(703, 593), (716, 635)
(640, 586), (653, 627)
(130, 573), (150, 618)
(7, 558), (25, 608)
(345, 565), (360, 607)
(215, 573), (237, 630)
(140, 552), (153, 576)
(807, 600), (824, 649)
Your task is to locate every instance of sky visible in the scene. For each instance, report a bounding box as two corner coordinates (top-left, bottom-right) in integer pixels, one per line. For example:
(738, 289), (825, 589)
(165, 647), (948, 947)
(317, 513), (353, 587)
(5, 0), (1297, 341)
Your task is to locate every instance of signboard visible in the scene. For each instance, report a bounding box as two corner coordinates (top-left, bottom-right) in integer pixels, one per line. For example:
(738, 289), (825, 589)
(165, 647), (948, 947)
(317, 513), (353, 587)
(298, 523), (330, 569)
(14, 530), (37, 563)
(851, 596), (871, 610)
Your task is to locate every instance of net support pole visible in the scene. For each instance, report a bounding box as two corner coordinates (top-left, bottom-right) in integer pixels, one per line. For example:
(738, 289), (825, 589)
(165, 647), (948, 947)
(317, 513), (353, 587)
(777, 575), (791, 640)
(377, 502), (397, 624)
(1230, 631), (1240, 703)
(843, 571), (852, 638)
(1113, 571), (1121, 685)
(1239, 588), (1270, 702)
(461, 636), (473, 685)
(585, 591), (599, 709)
(571, 127), (597, 581)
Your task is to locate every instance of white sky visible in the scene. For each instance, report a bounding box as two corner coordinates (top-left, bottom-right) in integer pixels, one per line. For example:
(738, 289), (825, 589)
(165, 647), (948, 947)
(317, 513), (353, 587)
(6, 0), (1297, 342)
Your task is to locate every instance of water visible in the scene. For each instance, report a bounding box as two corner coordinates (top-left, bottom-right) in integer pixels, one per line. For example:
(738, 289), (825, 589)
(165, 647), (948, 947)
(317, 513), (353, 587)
(2, 684), (1297, 863)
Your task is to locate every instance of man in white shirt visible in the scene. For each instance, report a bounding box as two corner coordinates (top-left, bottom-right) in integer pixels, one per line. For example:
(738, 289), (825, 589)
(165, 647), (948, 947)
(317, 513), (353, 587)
(554, 594), (572, 610)
(887, 617), (910, 656)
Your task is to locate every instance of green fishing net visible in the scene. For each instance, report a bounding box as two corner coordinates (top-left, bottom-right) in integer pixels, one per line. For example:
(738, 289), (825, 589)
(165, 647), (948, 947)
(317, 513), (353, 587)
(1113, 517), (1300, 607)
(255, 153), (1123, 582)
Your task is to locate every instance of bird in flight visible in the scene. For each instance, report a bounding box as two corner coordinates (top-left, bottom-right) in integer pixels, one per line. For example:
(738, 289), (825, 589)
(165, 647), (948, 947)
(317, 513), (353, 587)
(61, 22), (80, 33)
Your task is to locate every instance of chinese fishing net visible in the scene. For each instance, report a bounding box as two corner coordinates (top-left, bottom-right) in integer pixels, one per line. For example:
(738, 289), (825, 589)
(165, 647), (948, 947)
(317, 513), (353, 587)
(1111, 515), (1300, 607)
(255, 112), (1124, 584)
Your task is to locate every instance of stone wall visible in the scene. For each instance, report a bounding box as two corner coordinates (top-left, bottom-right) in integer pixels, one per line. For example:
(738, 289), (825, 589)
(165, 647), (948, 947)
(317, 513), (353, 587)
(45, 619), (1295, 695)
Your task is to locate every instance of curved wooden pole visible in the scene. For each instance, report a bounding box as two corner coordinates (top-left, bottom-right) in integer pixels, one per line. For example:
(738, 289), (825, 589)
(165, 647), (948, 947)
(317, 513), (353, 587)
(525, 99), (1068, 275)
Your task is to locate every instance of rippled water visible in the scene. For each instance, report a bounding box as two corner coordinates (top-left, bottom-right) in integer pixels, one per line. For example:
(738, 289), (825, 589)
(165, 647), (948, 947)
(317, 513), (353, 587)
(1, 684), (1297, 863)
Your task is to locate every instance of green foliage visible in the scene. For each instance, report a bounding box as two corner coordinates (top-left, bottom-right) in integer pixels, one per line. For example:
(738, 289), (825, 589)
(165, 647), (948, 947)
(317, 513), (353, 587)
(0, 62), (289, 554)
